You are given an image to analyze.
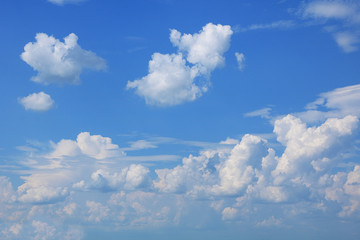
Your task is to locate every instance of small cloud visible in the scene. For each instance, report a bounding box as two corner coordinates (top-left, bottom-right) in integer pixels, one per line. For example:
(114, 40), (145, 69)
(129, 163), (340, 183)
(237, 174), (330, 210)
(47, 0), (87, 6)
(238, 20), (295, 32)
(256, 216), (282, 227)
(244, 107), (272, 119)
(333, 32), (359, 52)
(235, 52), (245, 71)
(21, 33), (106, 85)
(221, 207), (238, 221)
(19, 92), (54, 112)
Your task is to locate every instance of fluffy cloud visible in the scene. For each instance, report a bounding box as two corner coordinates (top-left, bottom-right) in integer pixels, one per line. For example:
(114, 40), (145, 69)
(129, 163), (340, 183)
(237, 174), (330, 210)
(0, 177), (16, 203)
(77, 164), (149, 191)
(32, 221), (56, 240)
(127, 23), (233, 106)
(127, 53), (202, 106)
(49, 132), (123, 159)
(170, 23), (233, 74)
(272, 115), (358, 183)
(300, 0), (360, 52)
(19, 92), (54, 112)
(21, 33), (106, 85)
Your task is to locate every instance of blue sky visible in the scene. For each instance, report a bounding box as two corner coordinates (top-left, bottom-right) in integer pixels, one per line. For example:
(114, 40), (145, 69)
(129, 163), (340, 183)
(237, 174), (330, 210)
(1, 0), (360, 239)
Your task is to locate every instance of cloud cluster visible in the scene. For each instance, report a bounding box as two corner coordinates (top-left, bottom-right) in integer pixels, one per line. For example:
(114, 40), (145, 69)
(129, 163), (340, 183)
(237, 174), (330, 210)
(21, 33), (106, 85)
(49, 132), (123, 159)
(1, 84), (360, 238)
(19, 92), (54, 112)
(300, 0), (360, 52)
(127, 23), (233, 106)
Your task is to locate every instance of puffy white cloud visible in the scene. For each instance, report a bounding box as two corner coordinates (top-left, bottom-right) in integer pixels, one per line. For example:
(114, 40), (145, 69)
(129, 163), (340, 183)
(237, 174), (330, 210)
(127, 23), (233, 106)
(49, 132), (123, 159)
(19, 92), (54, 112)
(272, 115), (358, 183)
(170, 23), (233, 74)
(21, 33), (106, 85)
(48, 0), (86, 5)
(76, 164), (150, 191)
(127, 53), (202, 106)
(212, 134), (268, 195)
(235, 52), (245, 71)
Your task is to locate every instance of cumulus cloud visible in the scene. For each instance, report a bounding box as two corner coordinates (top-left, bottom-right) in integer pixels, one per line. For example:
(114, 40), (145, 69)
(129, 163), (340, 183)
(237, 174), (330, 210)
(127, 23), (233, 106)
(300, 0), (360, 52)
(78, 164), (149, 191)
(21, 33), (106, 85)
(49, 132), (123, 159)
(19, 92), (54, 112)
(17, 172), (72, 204)
(272, 114), (358, 184)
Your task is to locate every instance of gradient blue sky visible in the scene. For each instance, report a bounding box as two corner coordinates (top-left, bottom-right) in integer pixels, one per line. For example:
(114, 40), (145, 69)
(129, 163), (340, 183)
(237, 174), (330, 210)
(1, 0), (360, 239)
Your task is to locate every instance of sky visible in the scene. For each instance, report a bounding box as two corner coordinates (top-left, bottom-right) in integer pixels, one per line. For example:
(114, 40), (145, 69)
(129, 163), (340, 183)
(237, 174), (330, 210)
(1, 0), (360, 239)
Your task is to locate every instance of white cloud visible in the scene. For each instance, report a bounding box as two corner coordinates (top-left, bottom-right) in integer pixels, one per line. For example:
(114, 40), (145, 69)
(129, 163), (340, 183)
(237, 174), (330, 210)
(239, 20), (295, 32)
(127, 53), (202, 106)
(0, 177), (16, 203)
(32, 221), (56, 240)
(256, 216), (282, 227)
(48, 0), (86, 5)
(19, 92), (54, 112)
(212, 134), (268, 195)
(235, 52), (245, 71)
(333, 31), (359, 52)
(272, 114), (358, 184)
(244, 107), (272, 119)
(170, 23), (233, 74)
(49, 132), (123, 160)
(127, 23), (233, 106)
(299, 84), (360, 122)
(17, 172), (72, 204)
(221, 207), (238, 221)
(300, 1), (360, 52)
(302, 1), (356, 20)
(21, 33), (106, 85)
(86, 201), (109, 223)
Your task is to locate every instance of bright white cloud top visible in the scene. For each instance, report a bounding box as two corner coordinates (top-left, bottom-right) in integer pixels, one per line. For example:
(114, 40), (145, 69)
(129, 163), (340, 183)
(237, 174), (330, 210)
(21, 33), (106, 85)
(19, 92), (54, 111)
(127, 23), (233, 106)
